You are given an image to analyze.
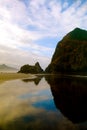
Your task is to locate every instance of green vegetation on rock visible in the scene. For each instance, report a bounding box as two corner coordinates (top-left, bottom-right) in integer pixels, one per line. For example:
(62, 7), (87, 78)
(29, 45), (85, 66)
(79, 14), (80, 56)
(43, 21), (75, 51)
(45, 28), (87, 74)
(67, 28), (87, 41)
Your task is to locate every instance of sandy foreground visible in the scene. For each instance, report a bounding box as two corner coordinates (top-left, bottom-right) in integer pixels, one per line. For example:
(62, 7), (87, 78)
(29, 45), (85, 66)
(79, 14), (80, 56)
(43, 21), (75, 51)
(0, 73), (36, 83)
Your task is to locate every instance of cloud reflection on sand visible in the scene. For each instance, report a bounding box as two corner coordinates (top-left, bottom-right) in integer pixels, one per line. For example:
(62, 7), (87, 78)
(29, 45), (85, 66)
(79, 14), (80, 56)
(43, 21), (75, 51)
(0, 76), (81, 130)
(0, 78), (52, 123)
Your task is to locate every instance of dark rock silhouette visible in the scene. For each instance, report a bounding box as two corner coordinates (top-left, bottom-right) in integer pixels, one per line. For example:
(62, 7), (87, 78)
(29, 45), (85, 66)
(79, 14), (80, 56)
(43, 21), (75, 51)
(22, 75), (43, 85)
(45, 28), (87, 74)
(18, 62), (43, 74)
(45, 75), (87, 123)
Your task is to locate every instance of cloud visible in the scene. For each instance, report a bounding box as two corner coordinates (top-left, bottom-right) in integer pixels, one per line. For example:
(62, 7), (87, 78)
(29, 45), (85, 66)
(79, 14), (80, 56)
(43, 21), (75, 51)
(0, 0), (87, 69)
(24, 0), (87, 37)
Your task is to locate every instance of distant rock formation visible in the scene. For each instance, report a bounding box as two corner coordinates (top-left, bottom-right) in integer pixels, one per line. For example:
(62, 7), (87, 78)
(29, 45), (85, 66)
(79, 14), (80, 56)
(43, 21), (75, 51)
(18, 62), (43, 74)
(0, 64), (17, 72)
(45, 28), (87, 74)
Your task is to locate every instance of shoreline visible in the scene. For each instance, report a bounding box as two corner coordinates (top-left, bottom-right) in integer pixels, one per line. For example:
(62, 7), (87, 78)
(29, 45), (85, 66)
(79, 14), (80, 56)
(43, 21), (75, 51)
(44, 73), (87, 79)
(0, 72), (36, 83)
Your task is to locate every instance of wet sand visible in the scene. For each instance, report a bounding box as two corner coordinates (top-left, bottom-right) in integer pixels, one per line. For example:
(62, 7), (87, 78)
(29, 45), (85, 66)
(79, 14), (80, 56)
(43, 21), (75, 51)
(0, 73), (36, 83)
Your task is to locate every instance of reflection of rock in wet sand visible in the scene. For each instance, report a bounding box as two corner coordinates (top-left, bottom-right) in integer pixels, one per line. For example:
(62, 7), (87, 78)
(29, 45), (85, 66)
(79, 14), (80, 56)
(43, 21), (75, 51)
(22, 75), (44, 85)
(45, 75), (87, 123)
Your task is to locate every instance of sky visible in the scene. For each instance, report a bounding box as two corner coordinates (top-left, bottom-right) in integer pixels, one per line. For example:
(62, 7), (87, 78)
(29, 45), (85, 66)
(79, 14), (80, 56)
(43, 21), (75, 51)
(0, 0), (87, 70)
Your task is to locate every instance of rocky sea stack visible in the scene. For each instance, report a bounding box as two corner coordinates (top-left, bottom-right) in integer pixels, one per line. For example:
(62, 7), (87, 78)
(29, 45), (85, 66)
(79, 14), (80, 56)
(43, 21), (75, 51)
(18, 62), (43, 74)
(45, 28), (87, 74)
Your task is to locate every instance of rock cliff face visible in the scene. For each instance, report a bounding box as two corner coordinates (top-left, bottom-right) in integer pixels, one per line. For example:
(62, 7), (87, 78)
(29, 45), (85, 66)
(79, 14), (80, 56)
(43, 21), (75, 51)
(45, 28), (87, 74)
(18, 62), (43, 74)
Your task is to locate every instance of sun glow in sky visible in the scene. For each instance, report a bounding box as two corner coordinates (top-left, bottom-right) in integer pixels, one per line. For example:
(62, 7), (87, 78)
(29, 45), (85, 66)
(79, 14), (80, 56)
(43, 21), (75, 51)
(0, 0), (87, 69)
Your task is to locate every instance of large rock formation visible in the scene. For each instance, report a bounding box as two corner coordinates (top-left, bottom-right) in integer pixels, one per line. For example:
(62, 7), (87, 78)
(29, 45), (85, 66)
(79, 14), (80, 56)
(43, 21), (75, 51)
(18, 62), (43, 74)
(45, 28), (87, 74)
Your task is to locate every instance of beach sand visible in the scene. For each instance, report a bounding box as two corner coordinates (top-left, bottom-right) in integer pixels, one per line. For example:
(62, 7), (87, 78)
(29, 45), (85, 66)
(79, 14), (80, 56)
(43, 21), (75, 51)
(0, 73), (36, 83)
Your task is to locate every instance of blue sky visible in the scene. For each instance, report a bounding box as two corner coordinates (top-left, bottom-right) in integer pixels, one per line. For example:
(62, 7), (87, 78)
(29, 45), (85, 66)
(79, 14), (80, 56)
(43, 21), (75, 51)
(0, 0), (87, 69)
